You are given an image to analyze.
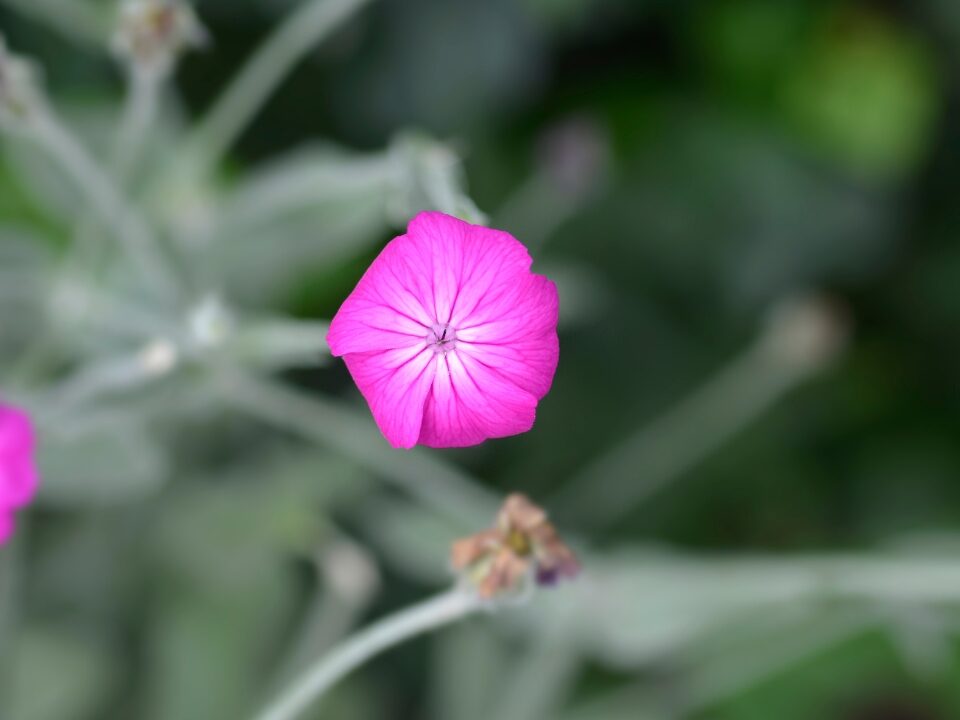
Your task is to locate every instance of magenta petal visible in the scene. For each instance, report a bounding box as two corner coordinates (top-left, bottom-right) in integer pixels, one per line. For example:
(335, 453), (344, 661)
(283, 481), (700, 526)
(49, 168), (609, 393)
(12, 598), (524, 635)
(328, 212), (559, 449)
(0, 402), (38, 546)
(408, 212), (533, 326)
(418, 350), (538, 448)
(0, 459), (38, 508)
(343, 345), (437, 449)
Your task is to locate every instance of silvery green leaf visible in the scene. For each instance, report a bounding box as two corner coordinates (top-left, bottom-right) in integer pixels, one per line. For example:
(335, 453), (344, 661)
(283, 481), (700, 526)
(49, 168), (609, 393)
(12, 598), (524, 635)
(37, 418), (168, 507)
(360, 497), (461, 584)
(389, 133), (487, 225)
(199, 146), (396, 305)
(224, 316), (330, 370)
(0, 228), (53, 362)
(11, 625), (119, 720)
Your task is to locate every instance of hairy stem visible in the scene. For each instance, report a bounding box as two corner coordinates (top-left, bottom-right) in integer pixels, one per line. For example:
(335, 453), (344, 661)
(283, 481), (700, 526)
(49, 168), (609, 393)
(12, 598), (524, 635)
(30, 111), (177, 301)
(0, 0), (109, 49)
(219, 370), (497, 529)
(254, 588), (480, 720)
(553, 339), (805, 527)
(114, 67), (163, 181)
(186, 0), (375, 178)
(71, 66), (164, 279)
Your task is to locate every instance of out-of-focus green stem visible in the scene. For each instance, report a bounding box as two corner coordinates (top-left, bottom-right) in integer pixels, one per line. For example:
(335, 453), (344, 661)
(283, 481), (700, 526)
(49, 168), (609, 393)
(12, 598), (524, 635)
(0, 0), (109, 49)
(560, 608), (875, 720)
(554, 296), (845, 528)
(185, 0), (375, 179)
(219, 370), (497, 529)
(494, 609), (581, 720)
(270, 538), (379, 688)
(114, 67), (163, 183)
(30, 111), (177, 301)
(0, 534), (22, 717)
(72, 66), (164, 279)
(553, 340), (802, 527)
(10, 65), (170, 387)
(253, 587), (480, 720)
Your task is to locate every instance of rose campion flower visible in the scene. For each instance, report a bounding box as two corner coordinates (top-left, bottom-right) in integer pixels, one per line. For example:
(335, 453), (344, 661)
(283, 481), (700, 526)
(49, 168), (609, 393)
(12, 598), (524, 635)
(327, 212), (559, 449)
(0, 402), (39, 544)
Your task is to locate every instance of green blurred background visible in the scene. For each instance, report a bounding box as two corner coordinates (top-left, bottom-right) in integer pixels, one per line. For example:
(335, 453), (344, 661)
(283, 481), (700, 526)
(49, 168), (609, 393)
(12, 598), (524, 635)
(2, 0), (960, 718)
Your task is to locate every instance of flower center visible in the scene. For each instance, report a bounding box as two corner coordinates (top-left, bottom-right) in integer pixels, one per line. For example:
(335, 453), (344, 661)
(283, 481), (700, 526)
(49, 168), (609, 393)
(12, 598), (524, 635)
(427, 323), (457, 354)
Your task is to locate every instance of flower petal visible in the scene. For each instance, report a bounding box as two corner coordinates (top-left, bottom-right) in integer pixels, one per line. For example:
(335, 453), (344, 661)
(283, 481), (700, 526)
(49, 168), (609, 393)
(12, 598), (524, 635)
(0, 458), (38, 508)
(327, 295), (428, 355)
(419, 350), (537, 448)
(456, 274), (559, 400)
(343, 345), (436, 449)
(407, 212), (533, 327)
(328, 212), (559, 449)
(457, 273), (559, 345)
(0, 406), (33, 456)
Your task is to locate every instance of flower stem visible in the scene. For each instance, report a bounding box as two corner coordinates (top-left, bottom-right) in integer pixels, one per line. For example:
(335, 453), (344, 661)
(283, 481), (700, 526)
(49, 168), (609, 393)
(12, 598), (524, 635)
(0, 0), (109, 49)
(552, 339), (801, 527)
(186, 0), (374, 178)
(113, 67), (163, 182)
(30, 111), (177, 301)
(553, 296), (845, 528)
(71, 66), (164, 281)
(218, 370), (497, 529)
(253, 588), (481, 720)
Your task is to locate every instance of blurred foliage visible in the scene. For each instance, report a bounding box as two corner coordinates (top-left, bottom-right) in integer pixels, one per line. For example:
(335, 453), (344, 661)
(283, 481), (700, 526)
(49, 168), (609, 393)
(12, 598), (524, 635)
(1, 0), (960, 719)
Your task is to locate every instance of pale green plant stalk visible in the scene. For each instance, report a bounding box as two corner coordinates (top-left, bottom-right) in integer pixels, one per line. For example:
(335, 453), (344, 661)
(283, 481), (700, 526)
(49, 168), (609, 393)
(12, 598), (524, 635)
(269, 538), (379, 688)
(70, 65), (162, 260)
(181, 0), (375, 181)
(6, 59), (170, 384)
(219, 370), (498, 529)
(560, 608), (875, 720)
(0, 533), (22, 719)
(28, 109), (177, 301)
(493, 608), (581, 720)
(0, 0), (109, 48)
(113, 67), (163, 180)
(254, 587), (481, 720)
(554, 296), (845, 527)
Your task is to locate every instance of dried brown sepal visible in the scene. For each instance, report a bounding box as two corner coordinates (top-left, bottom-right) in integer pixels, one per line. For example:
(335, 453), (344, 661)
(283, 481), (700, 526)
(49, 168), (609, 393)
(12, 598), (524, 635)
(0, 38), (45, 130)
(113, 0), (206, 76)
(451, 493), (578, 600)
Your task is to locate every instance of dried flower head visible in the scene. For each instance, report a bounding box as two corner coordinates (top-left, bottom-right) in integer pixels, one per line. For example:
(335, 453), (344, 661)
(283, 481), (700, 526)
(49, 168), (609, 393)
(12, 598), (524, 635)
(327, 212), (559, 449)
(0, 402), (39, 545)
(452, 494), (578, 600)
(113, 0), (206, 76)
(0, 38), (46, 132)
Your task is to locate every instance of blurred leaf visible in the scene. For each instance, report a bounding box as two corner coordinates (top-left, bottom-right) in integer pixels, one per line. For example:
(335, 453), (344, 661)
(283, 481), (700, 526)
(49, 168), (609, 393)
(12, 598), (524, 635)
(360, 496), (460, 585)
(0, 0), (111, 48)
(780, 8), (939, 179)
(507, 549), (960, 671)
(224, 316), (331, 370)
(143, 573), (295, 720)
(692, 0), (811, 101)
(388, 133), (487, 225)
(430, 621), (512, 720)
(37, 417), (168, 507)
(0, 227), (54, 361)
(12, 625), (118, 720)
(3, 140), (83, 230)
(141, 454), (360, 720)
(198, 146), (395, 305)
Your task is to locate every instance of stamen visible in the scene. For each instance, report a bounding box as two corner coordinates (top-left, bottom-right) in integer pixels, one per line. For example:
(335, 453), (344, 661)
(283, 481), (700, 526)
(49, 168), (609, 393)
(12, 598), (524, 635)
(427, 323), (457, 354)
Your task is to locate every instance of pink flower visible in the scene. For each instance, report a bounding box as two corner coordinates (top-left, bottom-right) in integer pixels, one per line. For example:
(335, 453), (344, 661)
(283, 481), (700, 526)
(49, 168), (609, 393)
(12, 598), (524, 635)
(0, 403), (39, 545)
(327, 212), (559, 449)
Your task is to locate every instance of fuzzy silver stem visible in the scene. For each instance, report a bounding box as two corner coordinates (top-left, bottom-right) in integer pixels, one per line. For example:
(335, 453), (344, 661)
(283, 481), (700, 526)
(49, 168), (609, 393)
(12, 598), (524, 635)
(253, 587), (481, 720)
